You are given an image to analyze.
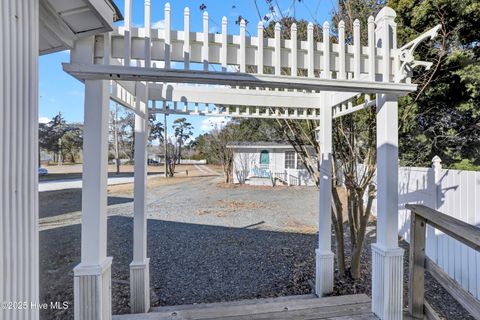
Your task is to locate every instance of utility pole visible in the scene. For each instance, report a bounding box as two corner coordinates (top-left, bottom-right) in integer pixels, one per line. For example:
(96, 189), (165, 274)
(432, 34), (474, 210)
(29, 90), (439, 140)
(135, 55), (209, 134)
(114, 103), (120, 174)
(58, 114), (63, 166)
(164, 111), (168, 177)
(58, 137), (62, 166)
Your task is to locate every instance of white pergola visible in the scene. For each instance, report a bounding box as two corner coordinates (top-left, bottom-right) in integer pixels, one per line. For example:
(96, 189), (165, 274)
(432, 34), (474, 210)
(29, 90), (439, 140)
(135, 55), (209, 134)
(0, 1), (439, 319)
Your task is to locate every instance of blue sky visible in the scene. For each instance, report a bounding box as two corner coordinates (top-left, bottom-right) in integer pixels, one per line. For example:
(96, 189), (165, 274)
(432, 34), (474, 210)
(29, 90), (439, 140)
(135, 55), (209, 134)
(39, 0), (334, 137)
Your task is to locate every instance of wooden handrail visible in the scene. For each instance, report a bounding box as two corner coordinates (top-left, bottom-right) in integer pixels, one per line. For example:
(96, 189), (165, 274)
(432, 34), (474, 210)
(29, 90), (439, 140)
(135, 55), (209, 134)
(406, 204), (480, 320)
(406, 204), (480, 251)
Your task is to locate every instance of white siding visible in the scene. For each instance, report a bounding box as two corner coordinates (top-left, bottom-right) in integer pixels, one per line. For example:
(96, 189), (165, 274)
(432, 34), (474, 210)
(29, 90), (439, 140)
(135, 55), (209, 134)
(231, 147), (315, 186)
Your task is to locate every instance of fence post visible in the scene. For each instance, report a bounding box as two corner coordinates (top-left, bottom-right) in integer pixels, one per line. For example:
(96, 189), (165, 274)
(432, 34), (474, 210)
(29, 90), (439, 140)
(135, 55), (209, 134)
(408, 211), (427, 319)
(427, 156), (441, 262)
(432, 156), (442, 209)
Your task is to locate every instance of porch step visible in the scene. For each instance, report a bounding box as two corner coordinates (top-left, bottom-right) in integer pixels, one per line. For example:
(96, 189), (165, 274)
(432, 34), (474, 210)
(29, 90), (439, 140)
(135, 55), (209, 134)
(113, 294), (376, 320)
(151, 294), (317, 313)
(246, 177), (273, 186)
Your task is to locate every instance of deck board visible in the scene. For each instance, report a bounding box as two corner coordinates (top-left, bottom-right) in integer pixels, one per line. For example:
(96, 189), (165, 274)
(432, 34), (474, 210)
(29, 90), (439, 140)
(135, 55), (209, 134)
(113, 294), (377, 320)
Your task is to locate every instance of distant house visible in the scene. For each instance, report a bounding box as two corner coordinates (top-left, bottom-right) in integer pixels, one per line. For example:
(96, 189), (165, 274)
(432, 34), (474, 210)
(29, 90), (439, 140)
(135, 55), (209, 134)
(227, 142), (316, 186)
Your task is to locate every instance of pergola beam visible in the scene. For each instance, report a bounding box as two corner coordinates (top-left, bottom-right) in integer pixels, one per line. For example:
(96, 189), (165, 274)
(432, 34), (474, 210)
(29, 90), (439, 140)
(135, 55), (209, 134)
(149, 106), (320, 120)
(63, 63), (417, 95)
(332, 99), (376, 119)
(148, 83), (321, 108)
(111, 80), (376, 120)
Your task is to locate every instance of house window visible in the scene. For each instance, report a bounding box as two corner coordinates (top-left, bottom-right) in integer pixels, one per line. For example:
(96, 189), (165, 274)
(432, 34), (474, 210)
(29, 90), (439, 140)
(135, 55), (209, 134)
(285, 151), (295, 169)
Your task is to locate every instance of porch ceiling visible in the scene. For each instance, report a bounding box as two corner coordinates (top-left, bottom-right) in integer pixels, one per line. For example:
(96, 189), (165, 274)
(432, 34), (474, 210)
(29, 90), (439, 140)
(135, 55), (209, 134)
(39, 0), (122, 55)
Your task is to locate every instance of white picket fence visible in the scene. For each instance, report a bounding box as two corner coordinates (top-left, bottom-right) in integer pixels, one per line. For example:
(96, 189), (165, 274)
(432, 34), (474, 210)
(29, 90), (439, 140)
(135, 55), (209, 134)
(369, 157), (480, 299)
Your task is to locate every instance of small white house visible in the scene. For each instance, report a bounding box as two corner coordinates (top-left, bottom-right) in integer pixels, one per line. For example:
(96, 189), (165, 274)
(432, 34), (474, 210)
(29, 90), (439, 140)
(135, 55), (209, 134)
(228, 142), (316, 186)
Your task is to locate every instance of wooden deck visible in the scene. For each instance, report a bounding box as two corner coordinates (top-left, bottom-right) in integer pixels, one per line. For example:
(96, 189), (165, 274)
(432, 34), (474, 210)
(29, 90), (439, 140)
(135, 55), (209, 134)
(113, 294), (377, 320)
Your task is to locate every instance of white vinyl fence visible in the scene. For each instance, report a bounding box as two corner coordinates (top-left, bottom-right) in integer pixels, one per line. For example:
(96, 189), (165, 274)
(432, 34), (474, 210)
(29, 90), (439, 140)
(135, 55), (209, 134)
(370, 157), (480, 298)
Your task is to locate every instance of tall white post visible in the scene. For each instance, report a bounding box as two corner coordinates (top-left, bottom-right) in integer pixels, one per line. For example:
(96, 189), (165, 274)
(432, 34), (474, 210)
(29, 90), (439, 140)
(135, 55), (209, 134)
(144, 0), (151, 67)
(1, 1), (39, 319)
(315, 93), (334, 296)
(371, 7), (404, 320)
(124, 0), (131, 66)
(130, 82), (150, 313)
(74, 80), (112, 320)
(426, 156), (442, 261)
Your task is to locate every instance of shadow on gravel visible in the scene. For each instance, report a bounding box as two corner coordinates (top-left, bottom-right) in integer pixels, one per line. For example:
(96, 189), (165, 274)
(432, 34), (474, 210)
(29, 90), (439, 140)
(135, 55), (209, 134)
(39, 188), (132, 219)
(40, 215), (317, 320)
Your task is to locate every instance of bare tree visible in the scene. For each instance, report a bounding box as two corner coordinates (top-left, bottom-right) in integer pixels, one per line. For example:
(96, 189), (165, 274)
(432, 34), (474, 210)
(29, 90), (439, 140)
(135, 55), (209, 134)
(206, 124), (235, 183)
(234, 151), (256, 184)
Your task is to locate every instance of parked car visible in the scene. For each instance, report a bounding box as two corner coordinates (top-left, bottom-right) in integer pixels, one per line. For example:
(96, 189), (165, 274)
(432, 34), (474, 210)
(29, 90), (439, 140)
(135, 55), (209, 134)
(38, 167), (48, 175)
(147, 159), (159, 165)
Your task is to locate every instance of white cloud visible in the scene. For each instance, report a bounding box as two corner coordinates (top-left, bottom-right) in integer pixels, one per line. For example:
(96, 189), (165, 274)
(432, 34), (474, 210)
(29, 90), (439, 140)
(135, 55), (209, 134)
(200, 116), (231, 131)
(39, 116), (50, 124)
(151, 19), (165, 29)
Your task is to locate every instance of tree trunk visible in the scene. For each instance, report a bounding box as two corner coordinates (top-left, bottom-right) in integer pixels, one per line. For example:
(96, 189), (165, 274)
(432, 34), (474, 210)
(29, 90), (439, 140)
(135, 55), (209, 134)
(57, 138), (63, 166)
(332, 187), (346, 277)
(177, 140), (182, 164)
(350, 191), (373, 279)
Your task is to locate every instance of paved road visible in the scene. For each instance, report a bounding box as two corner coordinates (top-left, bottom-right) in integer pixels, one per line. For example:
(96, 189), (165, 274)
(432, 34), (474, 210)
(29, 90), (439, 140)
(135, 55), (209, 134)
(38, 176), (141, 192)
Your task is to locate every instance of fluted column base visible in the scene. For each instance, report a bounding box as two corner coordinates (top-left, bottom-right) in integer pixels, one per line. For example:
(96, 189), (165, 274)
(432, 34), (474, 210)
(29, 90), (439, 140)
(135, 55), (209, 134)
(315, 249), (334, 296)
(371, 244), (404, 320)
(74, 257), (112, 320)
(129, 259), (150, 313)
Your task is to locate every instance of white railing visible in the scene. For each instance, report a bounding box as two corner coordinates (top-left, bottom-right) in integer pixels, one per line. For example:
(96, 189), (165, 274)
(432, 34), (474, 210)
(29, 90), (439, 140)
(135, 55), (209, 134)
(365, 157), (480, 299)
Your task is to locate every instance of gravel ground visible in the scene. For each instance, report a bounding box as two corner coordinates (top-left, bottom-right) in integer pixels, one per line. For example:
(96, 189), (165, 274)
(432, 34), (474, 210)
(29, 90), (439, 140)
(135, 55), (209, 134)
(39, 170), (473, 319)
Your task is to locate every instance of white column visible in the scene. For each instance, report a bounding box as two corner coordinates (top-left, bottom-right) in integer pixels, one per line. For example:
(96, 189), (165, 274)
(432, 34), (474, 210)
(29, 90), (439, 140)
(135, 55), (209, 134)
(372, 8), (403, 320)
(74, 80), (112, 320)
(1, 1), (39, 319)
(315, 93), (334, 296)
(130, 82), (150, 313)
(124, 0), (131, 66)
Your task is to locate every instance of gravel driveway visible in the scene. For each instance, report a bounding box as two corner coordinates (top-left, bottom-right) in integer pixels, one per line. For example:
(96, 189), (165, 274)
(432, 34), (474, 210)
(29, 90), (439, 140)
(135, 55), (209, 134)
(40, 173), (320, 319)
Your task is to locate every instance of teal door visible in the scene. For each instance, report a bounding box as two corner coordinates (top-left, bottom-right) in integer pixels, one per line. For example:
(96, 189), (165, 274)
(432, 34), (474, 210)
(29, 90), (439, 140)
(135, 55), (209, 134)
(259, 150), (269, 169)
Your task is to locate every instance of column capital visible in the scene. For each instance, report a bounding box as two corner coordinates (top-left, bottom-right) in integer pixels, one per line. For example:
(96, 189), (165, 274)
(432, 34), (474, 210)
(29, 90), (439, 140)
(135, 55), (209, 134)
(375, 7), (397, 25)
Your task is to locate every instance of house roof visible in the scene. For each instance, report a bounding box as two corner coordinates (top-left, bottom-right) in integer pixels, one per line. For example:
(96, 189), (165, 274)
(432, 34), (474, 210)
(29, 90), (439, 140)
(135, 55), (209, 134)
(227, 141), (297, 149)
